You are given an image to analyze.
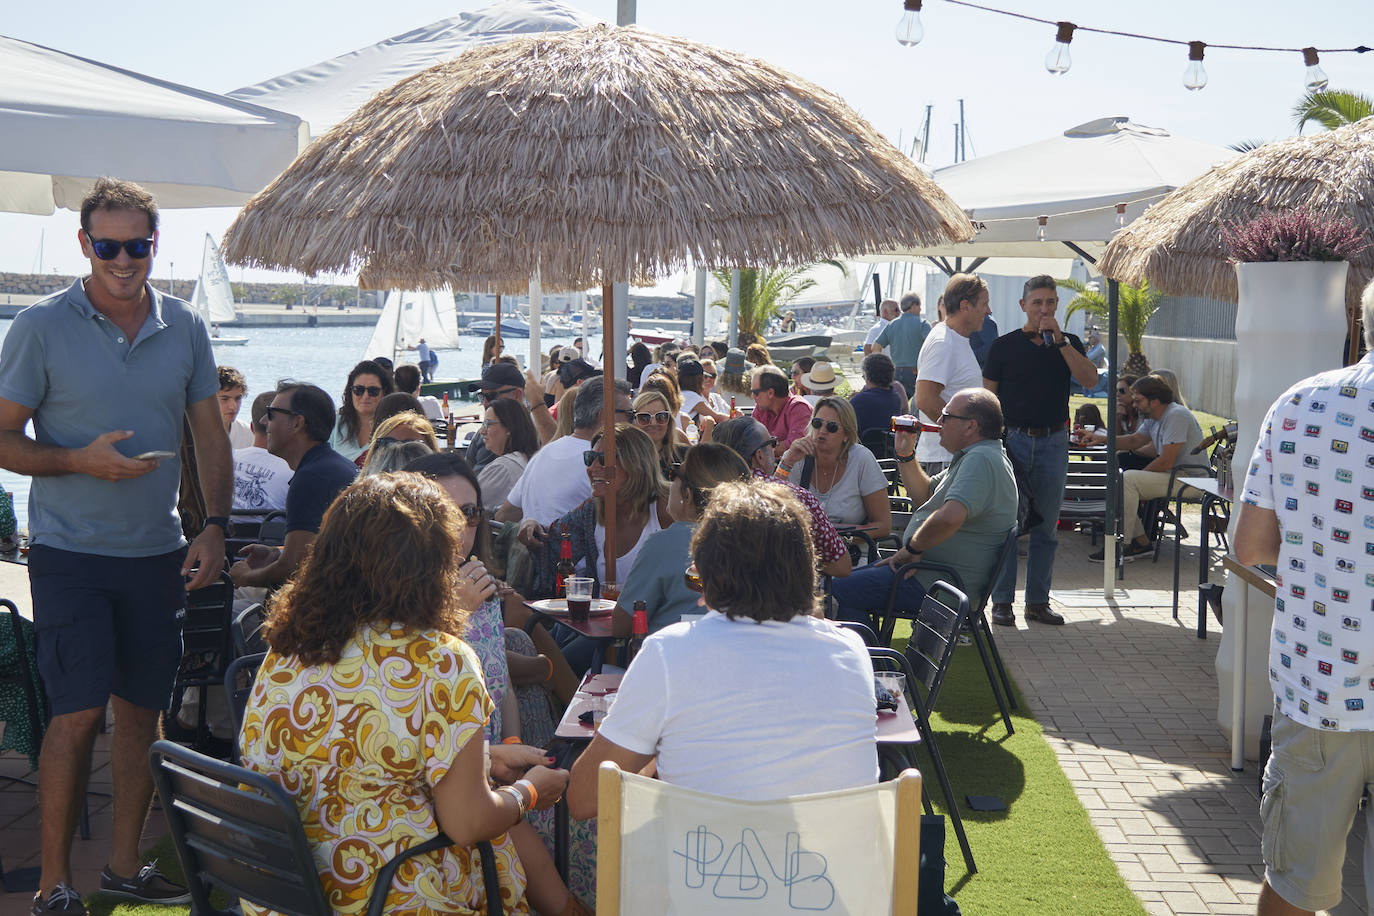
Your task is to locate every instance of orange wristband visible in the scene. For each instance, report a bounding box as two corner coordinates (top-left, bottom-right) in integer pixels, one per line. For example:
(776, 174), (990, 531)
(544, 655), (554, 682)
(501, 736), (522, 745)
(515, 778), (538, 810)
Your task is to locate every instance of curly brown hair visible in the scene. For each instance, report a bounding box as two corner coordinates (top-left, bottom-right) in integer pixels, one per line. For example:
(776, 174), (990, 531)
(690, 480), (817, 622)
(263, 474), (469, 664)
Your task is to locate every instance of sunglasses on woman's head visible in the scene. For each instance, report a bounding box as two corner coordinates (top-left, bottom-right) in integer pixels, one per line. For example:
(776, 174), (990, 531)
(633, 410), (672, 425)
(457, 503), (483, 526)
(810, 418), (841, 433)
(583, 450), (606, 467)
(352, 385), (383, 397)
(85, 232), (154, 260)
(666, 462), (683, 482)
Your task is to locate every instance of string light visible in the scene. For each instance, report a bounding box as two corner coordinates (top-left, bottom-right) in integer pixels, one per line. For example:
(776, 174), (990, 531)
(1044, 22), (1075, 75)
(1302, 47), (1329, 91)
(1037, 215), (1048, 242)
(1183, 41), (1208, 91)
(895, 1), (1371, 93)
(1115, 203), (1127, 229)
(895, 0), (925, 47)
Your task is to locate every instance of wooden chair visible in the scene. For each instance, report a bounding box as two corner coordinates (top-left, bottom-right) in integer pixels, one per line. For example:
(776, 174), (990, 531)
(596, 760), (922, 915)
(150, 740), (504, 916)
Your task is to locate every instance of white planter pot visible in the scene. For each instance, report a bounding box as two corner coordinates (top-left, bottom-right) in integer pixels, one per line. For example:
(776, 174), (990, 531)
(1217, 259), (1349, 758)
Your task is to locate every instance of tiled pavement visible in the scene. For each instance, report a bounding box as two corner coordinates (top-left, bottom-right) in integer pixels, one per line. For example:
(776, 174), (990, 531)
(0, 514), (1369, 915)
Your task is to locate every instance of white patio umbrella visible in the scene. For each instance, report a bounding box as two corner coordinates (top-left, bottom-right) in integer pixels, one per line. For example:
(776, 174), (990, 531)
(0, 34), (308, 215)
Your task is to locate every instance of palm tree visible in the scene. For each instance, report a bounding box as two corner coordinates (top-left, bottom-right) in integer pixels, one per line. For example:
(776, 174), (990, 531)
(710, 261), (847, 345)
(1293, 88), (1374, 132)
(1060, 278), (1162, 377)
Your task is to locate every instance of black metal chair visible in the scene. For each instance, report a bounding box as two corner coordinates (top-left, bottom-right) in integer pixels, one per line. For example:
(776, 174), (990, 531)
(870, 527), (1019, 737)
(257, 510), (289, 548)
(870, 580), (976, 874)
(222, 652), (266, 764)
(150, 740), (504, 916)
(166, 572), (236, 756)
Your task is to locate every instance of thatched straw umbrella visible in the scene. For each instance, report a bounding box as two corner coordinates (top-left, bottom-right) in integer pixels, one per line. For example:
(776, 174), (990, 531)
(223, 23), (974, 580)
(1098, 116), (1374, 318)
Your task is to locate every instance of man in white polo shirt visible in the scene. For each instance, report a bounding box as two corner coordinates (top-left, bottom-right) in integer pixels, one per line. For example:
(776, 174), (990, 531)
(915, 273), (991, 475)
(1235, 280), (1374, 916)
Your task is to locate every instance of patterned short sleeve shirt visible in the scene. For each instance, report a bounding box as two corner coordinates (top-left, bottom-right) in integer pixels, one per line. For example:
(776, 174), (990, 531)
(1242, 354), (1374, 732)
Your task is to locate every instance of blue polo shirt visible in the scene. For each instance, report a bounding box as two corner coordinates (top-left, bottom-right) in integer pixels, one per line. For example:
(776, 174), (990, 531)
(875, 312), (932, 368)
(0, 279), (219, 557)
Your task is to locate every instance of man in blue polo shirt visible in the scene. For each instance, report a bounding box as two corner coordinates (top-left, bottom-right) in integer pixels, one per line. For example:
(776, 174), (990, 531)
(230, 382), (357, 589)
(874, 291), (932, 400)
(0, 179), (231, 915)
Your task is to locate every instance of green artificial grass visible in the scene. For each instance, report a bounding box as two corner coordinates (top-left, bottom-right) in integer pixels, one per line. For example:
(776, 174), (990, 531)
(1071, 393), (1232, 435)
(890, 620), (1147, 915)
(85, 834), (219, 916)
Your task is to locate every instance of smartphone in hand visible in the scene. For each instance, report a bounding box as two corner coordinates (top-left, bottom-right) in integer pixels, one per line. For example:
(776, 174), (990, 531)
(135, 450), (176, 461)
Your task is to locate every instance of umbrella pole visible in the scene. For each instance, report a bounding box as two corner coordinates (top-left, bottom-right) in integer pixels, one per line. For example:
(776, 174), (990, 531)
(494, 294), (502, 360)
(602, 281), (618, 584)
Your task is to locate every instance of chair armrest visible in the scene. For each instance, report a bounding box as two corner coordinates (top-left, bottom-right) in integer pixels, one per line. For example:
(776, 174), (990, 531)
(367, 833), (454, 916)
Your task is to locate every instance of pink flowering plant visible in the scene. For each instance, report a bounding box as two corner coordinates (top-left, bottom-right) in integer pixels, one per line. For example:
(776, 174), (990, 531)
(1222, 208), (1368, 263)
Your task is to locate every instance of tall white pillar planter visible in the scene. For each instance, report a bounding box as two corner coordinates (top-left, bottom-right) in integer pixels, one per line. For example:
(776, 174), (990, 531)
(1216, 259), (1349, 759)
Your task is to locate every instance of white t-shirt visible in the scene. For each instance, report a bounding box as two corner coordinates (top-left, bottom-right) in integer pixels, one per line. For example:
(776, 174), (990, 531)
(679, 389), (706, 418)
(232, 446), (293, 514)
(505, 435), (592, 524)
(706, 391), (730, 416)
(477, 451), (529, 512)
(598, 612), (878, 799)
(915, 323), (984, 463)
(808, 444), (888, 526)
(863, 318), (890, 354)
(589, 504), (665, 584)
(417, 394), (445, 421)
(229, 418), (254, 450)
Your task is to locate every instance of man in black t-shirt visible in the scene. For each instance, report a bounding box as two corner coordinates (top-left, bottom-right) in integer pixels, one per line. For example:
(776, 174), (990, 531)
(981, 275), (1100, 628)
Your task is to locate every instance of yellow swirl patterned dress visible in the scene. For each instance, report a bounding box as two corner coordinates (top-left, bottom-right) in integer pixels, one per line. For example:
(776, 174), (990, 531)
(239, 623), (531, 916)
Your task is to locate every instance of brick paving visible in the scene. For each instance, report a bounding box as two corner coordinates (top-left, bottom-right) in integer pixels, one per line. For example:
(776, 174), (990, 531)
(1, 514), (1370, 915)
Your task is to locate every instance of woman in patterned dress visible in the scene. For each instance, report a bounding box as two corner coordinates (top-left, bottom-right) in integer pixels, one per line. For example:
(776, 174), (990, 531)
(239, 474), (588, 916)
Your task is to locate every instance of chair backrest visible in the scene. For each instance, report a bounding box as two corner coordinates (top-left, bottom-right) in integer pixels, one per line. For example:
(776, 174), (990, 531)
(224, 652), (267, 745)
(149, 739), (333, 916)
(861, 428), (895, 462)
(233, 603), (268, 657)
(902, 581), (969, 712)
(258, 511), (289, 548)
(596, 761), (922, 916)
(182, 572), (236, 660)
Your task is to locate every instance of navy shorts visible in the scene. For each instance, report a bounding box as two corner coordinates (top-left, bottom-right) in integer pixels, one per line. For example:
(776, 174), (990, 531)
(28, 545), (187, 715)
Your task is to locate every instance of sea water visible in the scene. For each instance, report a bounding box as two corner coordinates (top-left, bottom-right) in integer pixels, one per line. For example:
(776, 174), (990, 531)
(0, 320), (595, 526)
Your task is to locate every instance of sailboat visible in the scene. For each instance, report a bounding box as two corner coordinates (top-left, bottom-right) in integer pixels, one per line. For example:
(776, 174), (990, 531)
(364, 289), (463, 366)
(190, 233), (247, 346)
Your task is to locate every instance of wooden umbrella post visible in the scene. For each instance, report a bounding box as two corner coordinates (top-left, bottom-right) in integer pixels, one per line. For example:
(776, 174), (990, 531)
(601, 281), (618, 584)
(494, 293), (502, 360)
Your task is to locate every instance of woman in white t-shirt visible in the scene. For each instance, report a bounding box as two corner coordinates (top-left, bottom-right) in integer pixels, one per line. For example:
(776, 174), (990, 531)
(777, 397), (890, 531)
(564, 480), (878, 812)
(698, 357), (732, 417)
(476, 398), (540, 512)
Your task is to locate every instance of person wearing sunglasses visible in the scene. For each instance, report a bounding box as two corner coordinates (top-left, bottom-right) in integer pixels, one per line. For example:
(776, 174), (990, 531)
(631, 389), (689, 476)
(230, 383), (358, 593)
(776, 397), (890, 533)
(0, 179), (237, 914)
(749, 364), (812, 450)
(329, 359), (395, 462)
(494, 376), (634, 526)
(697, 357), (732, 418)
(676, 356), (730, 427)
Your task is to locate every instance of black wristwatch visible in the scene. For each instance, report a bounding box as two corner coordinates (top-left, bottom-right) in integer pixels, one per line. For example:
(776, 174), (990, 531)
(202, 516), (230, 535)
(1054, 337), (1069, 348)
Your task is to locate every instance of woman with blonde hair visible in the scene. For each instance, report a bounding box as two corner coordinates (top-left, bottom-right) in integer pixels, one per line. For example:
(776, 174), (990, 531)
(630, 388), (688, 474)
(778, 395), (890, 530)
(745, 342), (772, 367)
(240, 474), (587, 916)
(357, 410), (440, 472)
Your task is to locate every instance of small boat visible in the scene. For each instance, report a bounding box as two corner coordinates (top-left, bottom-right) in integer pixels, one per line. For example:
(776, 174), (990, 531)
(190, 234), (249, 345)
(766, 330), (833, 362)
(629, 328), (680, 346)
(364, 289), (463, 362)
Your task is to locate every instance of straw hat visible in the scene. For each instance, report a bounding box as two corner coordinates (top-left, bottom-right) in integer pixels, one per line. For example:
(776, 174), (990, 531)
(222, 24), (973, 293)
(801, 361), (838, 392)
(1098, 117), (1374, 311)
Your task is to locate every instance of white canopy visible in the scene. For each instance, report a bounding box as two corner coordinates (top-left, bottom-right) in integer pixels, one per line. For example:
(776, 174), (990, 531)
(0, 34), (308, 215)
(229, 0), (600, 138)
(882, 117), (1236, 263)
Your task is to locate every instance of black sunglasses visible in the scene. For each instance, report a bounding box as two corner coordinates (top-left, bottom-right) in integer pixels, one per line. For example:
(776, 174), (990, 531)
(703, 372), (717, 379)
(372, 436), (403, 449)
(264, 405), (299, 421)
(810, 418), (841, 433)
(86, 233), (154, 260)
(481, 386), (522, 402)
(634, 410), (672, 425)
(750, 388), (765, 396)
(939, 411), (974, 423)
(666, 462), (683, 482)
(352, 385), (383, 398)
(583, 450), (606, 467)
(457, 502), (483, 526)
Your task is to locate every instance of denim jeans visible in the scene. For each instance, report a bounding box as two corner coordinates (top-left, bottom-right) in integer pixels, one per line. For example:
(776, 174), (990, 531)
(895, 367), (917, 401)
(830, 562), (929, 625)
(992, 427), (1070, 605)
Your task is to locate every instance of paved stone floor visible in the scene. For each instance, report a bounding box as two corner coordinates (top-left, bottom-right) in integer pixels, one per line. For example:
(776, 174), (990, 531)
(0, 514), (1369, 915)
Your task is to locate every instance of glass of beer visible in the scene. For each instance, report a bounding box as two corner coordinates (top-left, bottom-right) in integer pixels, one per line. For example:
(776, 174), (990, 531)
(683, 563), (703, 593)
(601, 581), (621, 604)
(566, 576), (594, 622)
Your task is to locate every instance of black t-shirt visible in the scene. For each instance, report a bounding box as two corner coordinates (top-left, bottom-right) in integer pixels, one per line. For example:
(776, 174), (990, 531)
(285, 443), (359, 534)
(982, 330), (1086, 428)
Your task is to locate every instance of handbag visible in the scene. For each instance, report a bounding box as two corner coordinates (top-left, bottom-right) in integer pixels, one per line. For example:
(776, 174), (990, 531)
(0, 490), (15, 540)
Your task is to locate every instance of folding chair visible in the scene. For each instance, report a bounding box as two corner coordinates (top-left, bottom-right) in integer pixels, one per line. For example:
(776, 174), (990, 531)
(166, 572), (236, 756)
(871, 528), (1018, 737)
(869, 580), (976, 874)
(596, 760), (923, 915)
(150, 740), (504, 916)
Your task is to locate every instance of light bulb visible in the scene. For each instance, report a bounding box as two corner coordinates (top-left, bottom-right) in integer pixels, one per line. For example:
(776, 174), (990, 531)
(1183, 41), (1208, 91)
(1116, 202), (1127, 229)
(1302, 48), (1329, 92)
(1044, 22), (1075, 75)
(1037, 215), (1048, 242)
(895, 0), (924, 47)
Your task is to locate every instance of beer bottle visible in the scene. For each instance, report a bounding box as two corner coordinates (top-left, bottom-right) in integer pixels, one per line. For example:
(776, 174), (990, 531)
(441, 391), (450, 420)
(729, 396), (739, 419)
(627, 600), (649, 664)
(554, 524), (575, 598)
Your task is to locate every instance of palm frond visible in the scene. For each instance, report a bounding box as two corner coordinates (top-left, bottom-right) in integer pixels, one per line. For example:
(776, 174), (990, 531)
(1293, 88), (1374, 133)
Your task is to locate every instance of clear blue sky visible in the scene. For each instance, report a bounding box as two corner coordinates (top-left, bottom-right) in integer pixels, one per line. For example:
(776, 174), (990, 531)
(3, 0), (1369, 284)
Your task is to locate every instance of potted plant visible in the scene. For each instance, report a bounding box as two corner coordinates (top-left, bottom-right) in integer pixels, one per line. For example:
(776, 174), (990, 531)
(1060, 277), (1162, 376)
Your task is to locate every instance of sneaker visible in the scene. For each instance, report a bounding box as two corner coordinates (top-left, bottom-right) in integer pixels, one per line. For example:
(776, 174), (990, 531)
(32, 883), (86, 916)
(1122, 541), (1154, 561)
(98, 863), (191, 905)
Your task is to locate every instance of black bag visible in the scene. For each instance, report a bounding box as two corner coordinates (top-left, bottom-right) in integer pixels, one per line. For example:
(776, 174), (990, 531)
(918, 815), (962, 916)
